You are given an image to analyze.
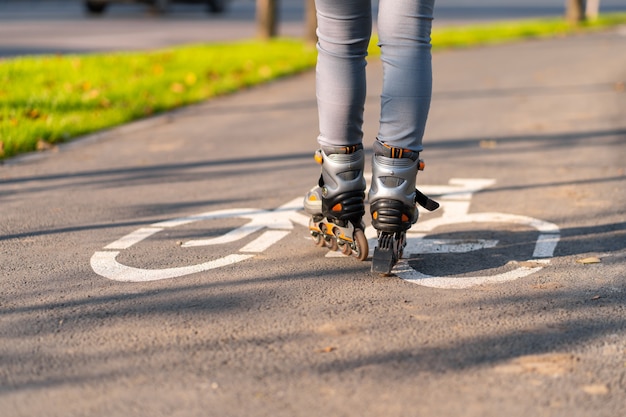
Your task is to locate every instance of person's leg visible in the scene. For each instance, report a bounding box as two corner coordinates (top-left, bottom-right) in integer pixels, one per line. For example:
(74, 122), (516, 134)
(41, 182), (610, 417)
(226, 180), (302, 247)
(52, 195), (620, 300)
(315, 0), (372, 148)
(370, 0), (438, 274)
(304, 0), (373, 260)
(377, 0), (435, 151)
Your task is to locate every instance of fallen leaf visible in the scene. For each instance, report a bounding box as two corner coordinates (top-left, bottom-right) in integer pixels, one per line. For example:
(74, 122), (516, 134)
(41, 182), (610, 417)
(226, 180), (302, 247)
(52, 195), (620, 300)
(316, 346), (337, 353)
(36, 140), (54, 151)
(185, 72), (197, 86)
(494, 353), (578, 377)
(582, 384), (609, 395)
(25, 108), (41, 119)
(152, 64), (164, 75)
(84, 89), (100, 99)
(576, 257), (601, 264)
(590, 295), (602, 300)
(479, 139), (498, 149)
(258, 65), (272, 78)
(170, 82), (185, 93)
(519, 261), (546, 268)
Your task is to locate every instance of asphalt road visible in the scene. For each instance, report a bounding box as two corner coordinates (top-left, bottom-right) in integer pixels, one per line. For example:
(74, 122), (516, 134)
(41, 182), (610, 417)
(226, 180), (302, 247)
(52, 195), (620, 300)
(1, 23), (625, 416)
(1, 0), (626, 56)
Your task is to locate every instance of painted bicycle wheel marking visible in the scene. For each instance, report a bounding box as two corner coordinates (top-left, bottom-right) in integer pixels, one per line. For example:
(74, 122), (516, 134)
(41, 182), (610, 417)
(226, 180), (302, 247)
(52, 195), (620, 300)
(91, 179), (560, 288)
(90, 198), (308, 282)
(393, 179), (560, 289)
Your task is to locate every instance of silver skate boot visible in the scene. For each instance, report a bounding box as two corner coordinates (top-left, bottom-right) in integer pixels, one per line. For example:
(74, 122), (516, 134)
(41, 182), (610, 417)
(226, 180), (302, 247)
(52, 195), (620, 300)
(369, 140), (439, 275)
(304, 144), (369, 260)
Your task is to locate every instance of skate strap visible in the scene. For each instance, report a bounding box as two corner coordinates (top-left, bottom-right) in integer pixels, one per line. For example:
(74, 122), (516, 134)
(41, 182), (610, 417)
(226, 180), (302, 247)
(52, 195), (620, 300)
(341, 144), (362, 154)
(415, 189), (440, 212)
(380, 142), (420, 161)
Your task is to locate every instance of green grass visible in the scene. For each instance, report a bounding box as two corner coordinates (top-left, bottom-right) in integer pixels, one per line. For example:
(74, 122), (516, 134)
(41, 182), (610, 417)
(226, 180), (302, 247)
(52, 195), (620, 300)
(431, 12), (626, 50)
(0, 39), (317, 159)
(2, 13), (626, 160)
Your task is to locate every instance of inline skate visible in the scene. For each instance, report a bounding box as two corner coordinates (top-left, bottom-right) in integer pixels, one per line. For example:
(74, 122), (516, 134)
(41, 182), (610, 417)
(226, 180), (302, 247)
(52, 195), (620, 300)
(304, 144), (369, 261)
(369, 140), (440, 275)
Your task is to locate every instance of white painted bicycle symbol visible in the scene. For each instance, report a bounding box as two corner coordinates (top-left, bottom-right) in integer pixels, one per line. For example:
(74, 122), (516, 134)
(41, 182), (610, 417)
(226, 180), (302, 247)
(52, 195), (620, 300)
(91, 178), (560, 288)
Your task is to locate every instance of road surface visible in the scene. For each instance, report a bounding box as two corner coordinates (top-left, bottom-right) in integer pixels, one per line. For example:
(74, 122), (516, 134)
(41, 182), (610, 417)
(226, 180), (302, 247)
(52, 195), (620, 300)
(1, 25), (625, 416)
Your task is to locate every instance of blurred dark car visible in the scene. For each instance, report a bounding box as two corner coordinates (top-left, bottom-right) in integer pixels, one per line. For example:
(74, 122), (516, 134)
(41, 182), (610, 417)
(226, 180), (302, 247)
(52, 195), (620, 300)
(84, 0), (229, 15)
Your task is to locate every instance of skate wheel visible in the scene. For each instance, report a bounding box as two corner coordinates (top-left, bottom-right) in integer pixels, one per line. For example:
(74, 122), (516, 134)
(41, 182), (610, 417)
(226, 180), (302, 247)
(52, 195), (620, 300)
(341, 242), (352, 256)
(312, 233), (325, 247)
(353, 229), (368, 261)
(328, 238), (338, 251)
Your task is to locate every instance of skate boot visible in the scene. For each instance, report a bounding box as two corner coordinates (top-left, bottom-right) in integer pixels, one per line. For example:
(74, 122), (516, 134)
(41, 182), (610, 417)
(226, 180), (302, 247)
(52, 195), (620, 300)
(369, 140), (440, 275)
(304, 144), (369, 261)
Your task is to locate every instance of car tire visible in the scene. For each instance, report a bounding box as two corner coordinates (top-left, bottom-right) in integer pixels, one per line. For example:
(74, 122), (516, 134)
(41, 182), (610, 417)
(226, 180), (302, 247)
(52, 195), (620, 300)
(152, 0), (170, 14)
(85, 1), (108, 14)
(207, 0), (227, 14)
(151, 0), (170, 14)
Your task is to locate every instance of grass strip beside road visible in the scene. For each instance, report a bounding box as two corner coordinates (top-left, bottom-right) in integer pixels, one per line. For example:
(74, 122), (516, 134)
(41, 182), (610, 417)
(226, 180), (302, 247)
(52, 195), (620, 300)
(0, 39), (317, 159)
(430, 12), (626, 50)
(1, 13), (625, 160)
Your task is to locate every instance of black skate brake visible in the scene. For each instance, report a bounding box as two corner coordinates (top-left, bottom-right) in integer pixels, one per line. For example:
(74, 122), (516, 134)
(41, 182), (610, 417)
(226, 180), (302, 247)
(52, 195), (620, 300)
(371, 233), (397, 276)
(415, 189), (440, 212)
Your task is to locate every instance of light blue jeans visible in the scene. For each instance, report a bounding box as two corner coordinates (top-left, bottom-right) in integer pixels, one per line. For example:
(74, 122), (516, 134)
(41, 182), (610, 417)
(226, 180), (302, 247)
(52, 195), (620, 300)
(315, 0), (435, 152)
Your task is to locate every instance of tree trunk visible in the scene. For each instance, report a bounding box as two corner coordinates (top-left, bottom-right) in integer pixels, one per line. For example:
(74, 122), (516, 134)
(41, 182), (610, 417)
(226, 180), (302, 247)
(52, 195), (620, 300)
(566, 0), (586, 24)
(586, 0), (600, 20)
(304, 0), (317, 45)
(257, 0), (279, 39)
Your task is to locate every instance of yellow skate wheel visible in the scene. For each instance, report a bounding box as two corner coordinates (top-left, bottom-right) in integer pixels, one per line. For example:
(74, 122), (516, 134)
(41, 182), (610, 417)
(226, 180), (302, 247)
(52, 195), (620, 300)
(341, 241), (352, 256)
(312, 232), (325, 247)
(353, 229), (368, 261)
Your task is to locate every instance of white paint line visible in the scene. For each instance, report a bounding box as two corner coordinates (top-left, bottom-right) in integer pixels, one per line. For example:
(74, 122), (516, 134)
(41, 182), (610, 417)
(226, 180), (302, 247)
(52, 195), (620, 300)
(90, 251), (254, 282)
(91, 178), (561, 287)
(533, 233), (561, 258)
(448, 178), (496, 190)
(104, 227), (163, 250)
(152, 208), (262, 228)
(404, 238), (499, 255)
(276, 197), (306, 212)
(440, 200), (472, 218)
(418, 178), (496, 198)
(395, 199), (560, 288)
(396, 260), (546, 289)
(270, 197), (310, 228)
(182, 207), (299, 247)
(411, 212), (560, 234)
(183, 224), (265, 247)
(468, 212), (560, 233)
(288, 211), (312, 228)
(240, 230), (291, 253)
